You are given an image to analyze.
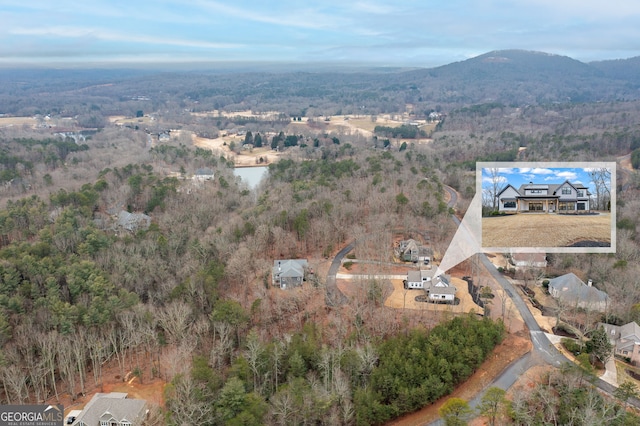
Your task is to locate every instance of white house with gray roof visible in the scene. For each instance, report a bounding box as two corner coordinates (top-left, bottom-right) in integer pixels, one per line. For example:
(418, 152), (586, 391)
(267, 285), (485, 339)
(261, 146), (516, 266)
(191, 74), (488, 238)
(548, 273), (608, 312)
(193, 168), (215, 182)
(600, 322), (640, 365)
(405, 270), (456, 303)
(272, 259), (308, 289)
(74, 392), (147, 426)
(497, 180), (590, 213)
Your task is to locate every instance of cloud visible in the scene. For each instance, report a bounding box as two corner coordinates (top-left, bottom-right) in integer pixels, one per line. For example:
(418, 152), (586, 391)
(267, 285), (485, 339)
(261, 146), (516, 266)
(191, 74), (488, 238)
(530, 168), (555, 175)
(517, 0), (640, 20)
(496, 168), (516, 174)
(555, 171), (578, 181)
(192, 0), (346, 30)
(4, 0), (640, 65)
(10, 26), (243, 49)
(483, 176), (508, 185)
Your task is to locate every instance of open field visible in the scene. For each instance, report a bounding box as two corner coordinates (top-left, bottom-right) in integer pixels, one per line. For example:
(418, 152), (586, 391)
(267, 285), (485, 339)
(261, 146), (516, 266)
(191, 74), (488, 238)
(191, 132), (282, 167)
(482, 213), (612, 248)
(192, 109), (284, 120)
(0, 116), (37, 127)
(383, 276), (481, 313)
(109, 115), (155, 126)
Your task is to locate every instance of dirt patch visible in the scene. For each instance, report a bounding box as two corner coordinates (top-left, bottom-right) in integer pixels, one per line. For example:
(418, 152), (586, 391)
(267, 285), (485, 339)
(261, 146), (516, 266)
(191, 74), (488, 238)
(482, 213), (612, 248)
(382, 276), (482, 314)
(61, 357), (166, 417)
(387, 334), (531, 426)
(191, 133), (282, 167)
(0, 116), (38, 127)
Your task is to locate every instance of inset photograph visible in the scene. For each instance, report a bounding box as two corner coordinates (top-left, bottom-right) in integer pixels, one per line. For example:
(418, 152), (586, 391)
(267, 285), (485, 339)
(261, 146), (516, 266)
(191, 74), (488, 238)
(479, 162), (615, 251)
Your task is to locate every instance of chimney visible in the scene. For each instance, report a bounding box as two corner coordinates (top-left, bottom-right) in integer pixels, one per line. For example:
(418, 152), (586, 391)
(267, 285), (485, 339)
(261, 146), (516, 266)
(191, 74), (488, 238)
(588, 279), (593, 287)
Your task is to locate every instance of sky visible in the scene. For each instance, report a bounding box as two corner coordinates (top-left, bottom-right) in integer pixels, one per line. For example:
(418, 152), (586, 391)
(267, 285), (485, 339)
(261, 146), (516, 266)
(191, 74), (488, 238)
(2, 0), (640, 68)
(481, 167), (609, 195)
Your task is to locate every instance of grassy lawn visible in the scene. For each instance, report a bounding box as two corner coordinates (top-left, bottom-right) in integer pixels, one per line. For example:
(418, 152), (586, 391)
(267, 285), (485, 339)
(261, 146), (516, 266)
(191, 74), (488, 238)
(482, 213), (612, 248)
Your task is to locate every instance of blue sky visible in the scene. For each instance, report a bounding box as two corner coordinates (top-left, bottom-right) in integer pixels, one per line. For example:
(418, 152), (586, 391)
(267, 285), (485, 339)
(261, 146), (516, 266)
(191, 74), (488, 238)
(482, 167), (607, 195)
(2, 0), (640, 67)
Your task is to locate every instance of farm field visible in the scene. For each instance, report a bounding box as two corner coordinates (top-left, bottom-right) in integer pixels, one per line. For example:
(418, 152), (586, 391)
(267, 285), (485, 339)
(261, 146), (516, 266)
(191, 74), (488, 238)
(482, 213), (612, 248)
(0, 116), (37, 127)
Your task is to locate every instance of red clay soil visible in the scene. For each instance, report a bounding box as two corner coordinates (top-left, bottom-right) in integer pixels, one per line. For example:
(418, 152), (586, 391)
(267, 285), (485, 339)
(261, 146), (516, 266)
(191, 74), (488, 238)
(59, 359), (166, 416)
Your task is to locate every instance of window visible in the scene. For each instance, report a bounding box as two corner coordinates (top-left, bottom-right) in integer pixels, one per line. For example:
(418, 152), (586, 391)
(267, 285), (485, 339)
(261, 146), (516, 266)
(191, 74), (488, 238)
(562, 187), (571, 195)
(559, 202), (573, 211)
(503, 201), (516, 208)
(529, 189), (542, 194)
(441, 295), (446, 299)
(577, 190), (584, 197)
(577, 203), (585, 210)
(529, 202), (543, 211)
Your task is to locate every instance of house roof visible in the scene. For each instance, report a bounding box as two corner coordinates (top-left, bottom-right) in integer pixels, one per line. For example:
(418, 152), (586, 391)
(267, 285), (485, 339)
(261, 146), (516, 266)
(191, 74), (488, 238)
(500, 180), (590, 198)
(402, 239), (419, 252)
(117, 211), (151, 232)
(620, 322), (640, 342)
(76, 393), (146, 426)
(548, 273), (608, 305)
(195, 168), (214, 175)
(273, 259), (307, 278)
(496, 184), (519, 198)
(430, 286), (457, 295)
(521, 184), (549, 190)
(515, 194), (560, 199)
(598, 322), (640, 352)
(407, 270), (422, 282)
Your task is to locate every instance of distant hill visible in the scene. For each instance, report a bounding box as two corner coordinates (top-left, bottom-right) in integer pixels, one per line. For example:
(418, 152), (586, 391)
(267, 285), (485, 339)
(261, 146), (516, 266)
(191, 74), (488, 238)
(1, 49), (640, 115)
(399, 49), (632, 104)
(590, 56), (640, 84)
(431, 49), (600, 80)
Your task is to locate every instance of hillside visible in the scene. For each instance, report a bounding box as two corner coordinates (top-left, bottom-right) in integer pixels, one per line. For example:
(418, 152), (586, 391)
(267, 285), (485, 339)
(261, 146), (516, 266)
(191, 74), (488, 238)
(401, 49), (626, 104)
(590, 55), (640, 85)
(1, 50), (640, 119)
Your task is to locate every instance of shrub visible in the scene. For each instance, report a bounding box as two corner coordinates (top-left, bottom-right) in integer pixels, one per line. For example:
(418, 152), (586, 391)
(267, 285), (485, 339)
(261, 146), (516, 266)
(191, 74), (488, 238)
(561, 338), (583, 356)
(343, 261), (354, 270)
(617, 217), (636, 231)
(346, 253), (356, 259)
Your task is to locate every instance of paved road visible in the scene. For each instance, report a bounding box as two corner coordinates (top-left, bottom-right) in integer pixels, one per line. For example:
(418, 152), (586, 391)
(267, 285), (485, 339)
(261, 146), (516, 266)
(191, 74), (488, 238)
(327, 183), (638, 424)
(430, 186), (640, 424)
(325, 242), (353, 306)
(443, 185), (458, 210)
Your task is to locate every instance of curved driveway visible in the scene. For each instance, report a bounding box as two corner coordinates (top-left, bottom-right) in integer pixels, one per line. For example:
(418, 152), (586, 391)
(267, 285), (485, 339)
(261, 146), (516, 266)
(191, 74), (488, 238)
(326, 183), (639, 425)
(325, 242), (353, 306)
(428, 186), (640, 425)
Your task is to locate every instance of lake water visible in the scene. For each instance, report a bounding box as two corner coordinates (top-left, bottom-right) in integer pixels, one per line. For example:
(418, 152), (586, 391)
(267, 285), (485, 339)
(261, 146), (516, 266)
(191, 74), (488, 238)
(233, 166), (269, 189)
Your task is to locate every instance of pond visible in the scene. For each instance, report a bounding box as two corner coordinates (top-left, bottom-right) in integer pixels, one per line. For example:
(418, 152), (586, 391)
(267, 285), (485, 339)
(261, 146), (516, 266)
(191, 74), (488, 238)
(233, 166), (269, 190)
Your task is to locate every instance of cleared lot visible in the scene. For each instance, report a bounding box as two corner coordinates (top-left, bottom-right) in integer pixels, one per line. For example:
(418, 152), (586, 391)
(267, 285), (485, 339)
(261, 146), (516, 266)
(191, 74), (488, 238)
(482, 213), (611, 248)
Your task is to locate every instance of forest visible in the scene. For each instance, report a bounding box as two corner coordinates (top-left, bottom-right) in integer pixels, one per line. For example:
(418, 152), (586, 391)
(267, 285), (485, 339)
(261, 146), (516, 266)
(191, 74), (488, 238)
(1, 54), (640, 424)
